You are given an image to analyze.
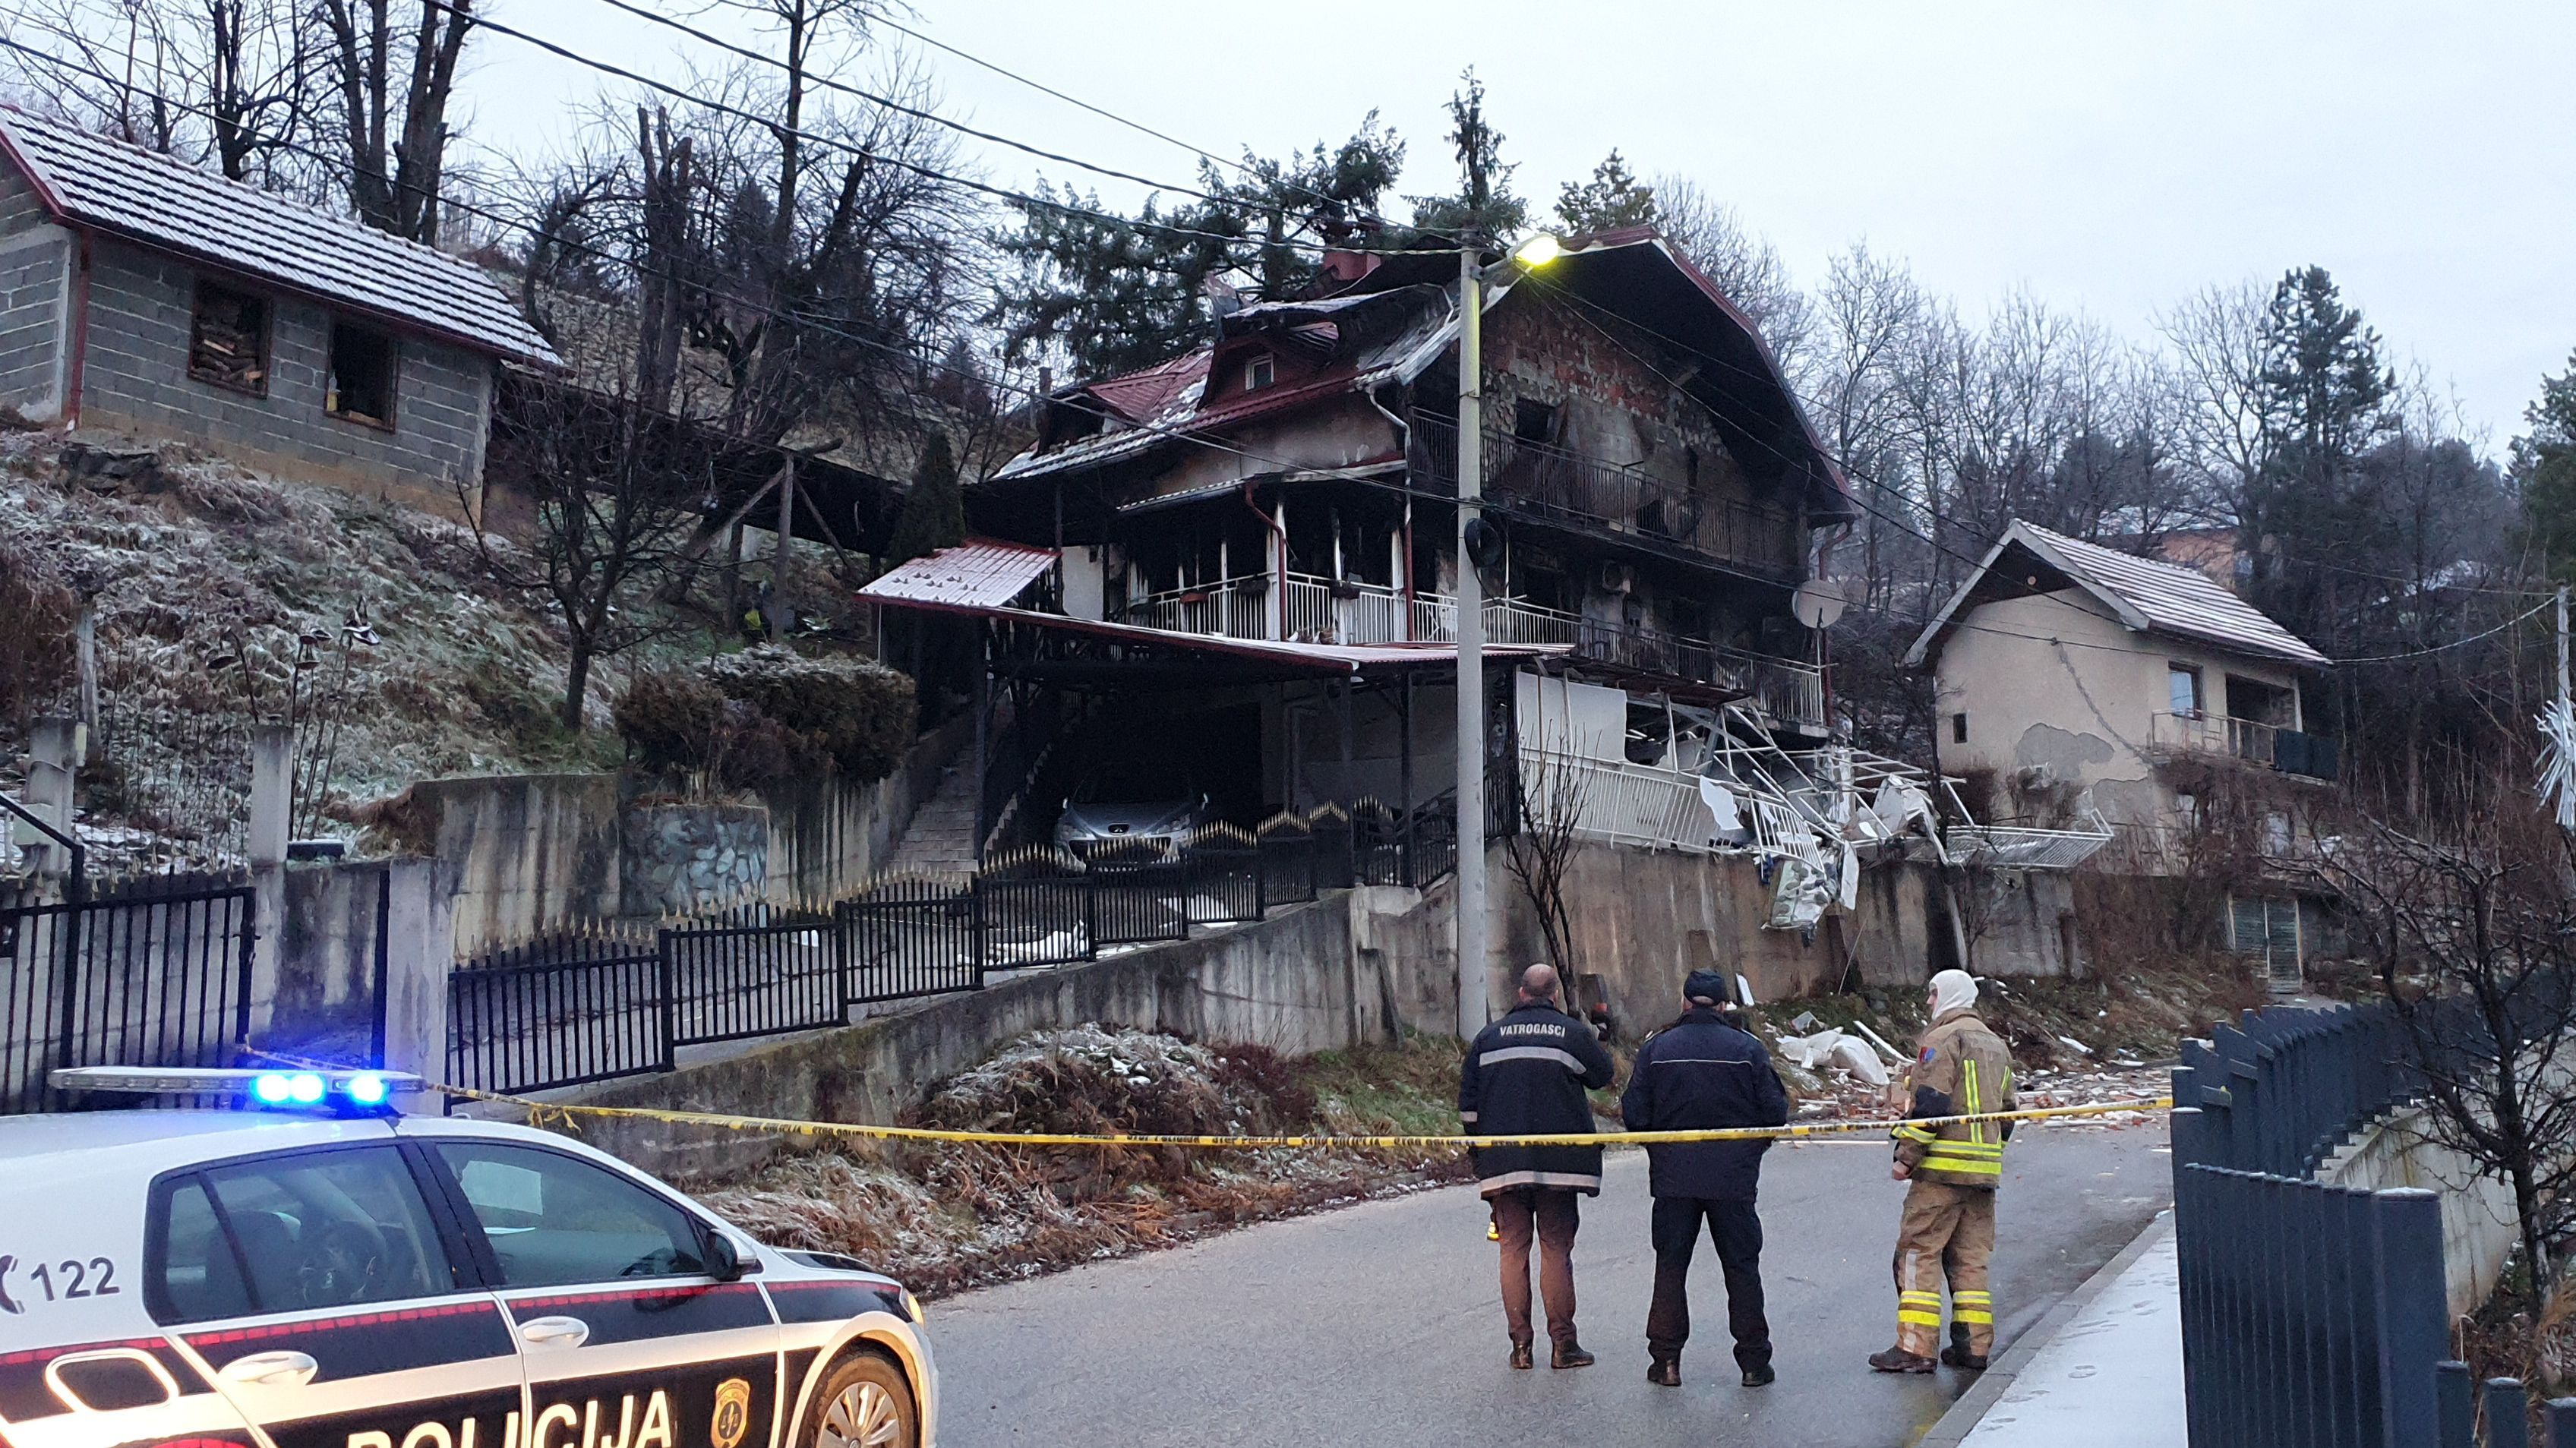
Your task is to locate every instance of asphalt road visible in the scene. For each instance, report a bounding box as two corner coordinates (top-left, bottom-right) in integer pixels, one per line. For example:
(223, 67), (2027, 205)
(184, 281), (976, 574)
(927, 1125), (2170, 1448)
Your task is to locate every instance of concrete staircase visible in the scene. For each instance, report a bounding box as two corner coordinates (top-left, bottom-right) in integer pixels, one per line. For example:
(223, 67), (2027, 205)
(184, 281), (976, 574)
(882, 763), (980, 879)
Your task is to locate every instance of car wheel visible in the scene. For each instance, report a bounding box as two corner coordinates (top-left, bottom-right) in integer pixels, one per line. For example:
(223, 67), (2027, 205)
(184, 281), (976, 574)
(806, 1353), (916, 1448)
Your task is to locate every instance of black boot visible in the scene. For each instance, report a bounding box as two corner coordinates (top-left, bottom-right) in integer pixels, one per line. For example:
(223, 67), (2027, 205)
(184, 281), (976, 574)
(1941, 1323), (1988, 1371)
(1868, 1345), (1937, 1374)
(1552, 1340), (1596, 1369)
(1509, 1341), (1534, 1371)
(1646, 1357), (1681, 1387)
(1741, 1363), (1776, 1388)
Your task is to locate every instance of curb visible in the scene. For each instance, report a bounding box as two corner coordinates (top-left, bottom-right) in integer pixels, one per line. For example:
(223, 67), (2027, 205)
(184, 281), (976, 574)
(1915, 1208), (2175, 1448)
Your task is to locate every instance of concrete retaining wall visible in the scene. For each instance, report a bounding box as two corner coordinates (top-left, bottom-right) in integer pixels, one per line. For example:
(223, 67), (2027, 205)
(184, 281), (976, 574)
(399, 774), (625, 954)
(549, 886), (1451, 1179)
(2322, 1105), (2518, 1320)
(257, 856), (453, 1077)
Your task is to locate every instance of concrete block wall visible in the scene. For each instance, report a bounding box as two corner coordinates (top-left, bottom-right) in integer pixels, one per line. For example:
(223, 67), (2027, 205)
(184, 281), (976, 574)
(2321, 1104), (2518, 1320)
(0, 229), (67, 418)
(71, 237), (492, 513)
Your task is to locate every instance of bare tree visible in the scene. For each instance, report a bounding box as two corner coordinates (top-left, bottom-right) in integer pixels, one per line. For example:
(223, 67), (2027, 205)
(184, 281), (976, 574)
(2325, 796), (2576, 1297)
(1504, 745), (1594, 978)
(4, 0), (317, 182)
(314, 0), (473, 242)
(1648, 174), (1811, 370)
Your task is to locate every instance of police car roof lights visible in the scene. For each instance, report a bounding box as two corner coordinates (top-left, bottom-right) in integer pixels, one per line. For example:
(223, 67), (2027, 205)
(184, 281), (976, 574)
(49, 1065), (421, 1112)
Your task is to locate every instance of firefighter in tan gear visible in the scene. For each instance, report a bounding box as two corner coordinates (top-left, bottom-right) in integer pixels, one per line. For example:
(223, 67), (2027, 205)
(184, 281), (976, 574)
(1868, 968), (2016, 1374)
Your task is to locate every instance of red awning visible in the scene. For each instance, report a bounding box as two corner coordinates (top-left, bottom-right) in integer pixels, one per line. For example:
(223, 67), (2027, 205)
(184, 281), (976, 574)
(858, 538), (1057, 610)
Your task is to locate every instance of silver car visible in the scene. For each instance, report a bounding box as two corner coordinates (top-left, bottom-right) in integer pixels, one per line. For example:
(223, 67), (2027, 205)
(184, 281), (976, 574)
(1052, 762), (1216, 860)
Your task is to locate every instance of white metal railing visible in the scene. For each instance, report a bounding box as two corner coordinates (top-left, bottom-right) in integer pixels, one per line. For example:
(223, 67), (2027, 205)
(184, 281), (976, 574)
(1122, 573), (1274, 639)
(1945, 819), (2116, 870)
(1282, 573), (1408, 644)
(2150, 711), (2281, 765)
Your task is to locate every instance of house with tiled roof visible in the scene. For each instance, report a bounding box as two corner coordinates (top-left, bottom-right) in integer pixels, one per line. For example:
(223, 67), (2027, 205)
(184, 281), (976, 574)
(1907, 519), (2340, 980)
(0, 106), (558, 509)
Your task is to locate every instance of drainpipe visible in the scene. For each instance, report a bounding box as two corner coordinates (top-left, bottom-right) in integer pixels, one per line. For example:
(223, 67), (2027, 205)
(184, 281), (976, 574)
(1242, 474), (1286, 640)
(62, 232), (93, 429)
(1366, 387), (1419, 638)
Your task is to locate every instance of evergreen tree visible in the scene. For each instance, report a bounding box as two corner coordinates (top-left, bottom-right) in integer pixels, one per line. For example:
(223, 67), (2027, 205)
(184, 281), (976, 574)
(886, 432), (964, 563)
(2515, 352), (2576, 577)
(1410, 69), (1526, 239)
(988, 118), (1404, 378)
(2240, 266), (2397, 645)
(1555, 150), (1657, 234)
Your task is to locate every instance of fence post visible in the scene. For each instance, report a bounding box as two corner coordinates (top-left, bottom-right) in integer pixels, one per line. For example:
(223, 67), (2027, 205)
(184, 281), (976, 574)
(2373, 1189), (2448, 1448)
(2546, 1398), (2576, 1448)
(654, 928), (677, 1073)
(2439, 1360), (2476, 1448)
(25, 718), (80, 885)
(2487, 1380), (2530, 1448)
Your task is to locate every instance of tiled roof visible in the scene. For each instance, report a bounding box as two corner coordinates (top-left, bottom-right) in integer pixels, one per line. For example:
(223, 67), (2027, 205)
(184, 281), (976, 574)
(857, 538), (1058, 610)
(1905, 519), (2331, 669)
(0, 107), (557, 366)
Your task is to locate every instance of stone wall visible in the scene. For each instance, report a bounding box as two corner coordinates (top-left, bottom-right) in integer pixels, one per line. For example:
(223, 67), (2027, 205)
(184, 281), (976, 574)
(545, 886), (1450, 1178)
(2321, 1104), (2518, 1320)
(622, 801), (768, 915)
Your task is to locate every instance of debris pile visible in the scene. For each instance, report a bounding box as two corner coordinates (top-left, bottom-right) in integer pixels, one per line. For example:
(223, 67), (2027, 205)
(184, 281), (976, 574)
(693, 1027), (1470, 1297)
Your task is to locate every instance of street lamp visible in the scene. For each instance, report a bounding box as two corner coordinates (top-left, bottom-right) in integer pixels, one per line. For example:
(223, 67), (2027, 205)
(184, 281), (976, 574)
(1456, 232), (1561, 1039)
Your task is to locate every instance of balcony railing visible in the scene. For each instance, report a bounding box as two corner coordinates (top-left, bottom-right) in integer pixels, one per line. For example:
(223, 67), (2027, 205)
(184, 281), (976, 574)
(2148, 712), (2340, 781)
(1407, 411), (1801, 581)
(1116, 572), (1827, 731)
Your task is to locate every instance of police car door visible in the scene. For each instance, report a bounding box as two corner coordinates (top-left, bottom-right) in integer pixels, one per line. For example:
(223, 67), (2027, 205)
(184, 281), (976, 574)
(150, 1143), (525, 1448)
(422, 1140), (781, 1448)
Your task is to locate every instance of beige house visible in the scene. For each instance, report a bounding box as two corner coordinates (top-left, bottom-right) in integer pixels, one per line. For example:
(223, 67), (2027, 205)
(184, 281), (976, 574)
(1905, 520), (2334, 847)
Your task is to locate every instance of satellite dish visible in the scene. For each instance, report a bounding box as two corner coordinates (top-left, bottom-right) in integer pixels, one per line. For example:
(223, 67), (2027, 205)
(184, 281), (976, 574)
(1792, 578), (1852, 630)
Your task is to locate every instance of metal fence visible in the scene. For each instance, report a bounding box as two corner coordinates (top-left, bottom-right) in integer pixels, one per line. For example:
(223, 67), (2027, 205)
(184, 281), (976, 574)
(451, 800), (1460, 1098)
(2170, 1002), (2458, 1447)
(0, 883), (257, 1112)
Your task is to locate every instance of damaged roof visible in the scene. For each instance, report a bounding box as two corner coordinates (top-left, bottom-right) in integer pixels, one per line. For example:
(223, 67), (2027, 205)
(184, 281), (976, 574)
(1905, 519), (2332, 670)
(989, 232), (1847, 519)
(0, 106), (557, 367)
(857, 538), (1059, 610)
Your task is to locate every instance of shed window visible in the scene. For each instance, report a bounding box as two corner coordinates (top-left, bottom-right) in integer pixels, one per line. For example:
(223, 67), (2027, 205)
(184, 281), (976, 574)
(1243, 352), (1275, 390)
(327, 321), (397, 427)
(188, 279), (270, 396)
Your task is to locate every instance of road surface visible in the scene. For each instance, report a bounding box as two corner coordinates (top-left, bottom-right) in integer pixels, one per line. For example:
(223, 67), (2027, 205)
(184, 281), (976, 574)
(928, 1125), (2170, 1448)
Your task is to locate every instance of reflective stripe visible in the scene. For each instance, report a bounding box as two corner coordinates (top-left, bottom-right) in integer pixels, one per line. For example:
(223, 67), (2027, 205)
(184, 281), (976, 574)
(1953, 1291), (1992, 1304)
(1956, 1310), (1993, 1324)
(1923, 1155), (2003, 1174)
(1893, 1125), (1939, 1144)
(1898, 1311), (1942, 1327)
(1479, 1045), (1588, 1072)
(1899, 1292), (1941, 1303)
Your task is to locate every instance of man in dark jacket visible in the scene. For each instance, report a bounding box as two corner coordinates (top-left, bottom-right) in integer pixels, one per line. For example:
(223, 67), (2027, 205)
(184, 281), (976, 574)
(1460, 962), (1617, 1370)
(1620, 969), (1792, 1388)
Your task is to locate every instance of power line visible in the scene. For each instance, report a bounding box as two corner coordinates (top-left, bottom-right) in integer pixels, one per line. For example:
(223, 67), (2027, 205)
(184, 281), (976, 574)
(437, 0), (1434, 263)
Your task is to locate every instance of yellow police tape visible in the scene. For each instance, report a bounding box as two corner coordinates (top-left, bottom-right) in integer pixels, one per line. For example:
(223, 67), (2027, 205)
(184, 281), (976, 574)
(245, 1044), (2167, 1150)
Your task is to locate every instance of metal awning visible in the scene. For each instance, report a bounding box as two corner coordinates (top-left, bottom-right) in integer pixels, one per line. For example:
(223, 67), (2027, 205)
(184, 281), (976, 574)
(859, 539), (1059, 610)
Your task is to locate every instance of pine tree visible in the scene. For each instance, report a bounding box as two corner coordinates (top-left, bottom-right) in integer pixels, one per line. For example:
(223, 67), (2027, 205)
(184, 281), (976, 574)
(2516, 352), (2576, 578)
(886, 432), (964, 563)
(1410, 69), (1526, 240)
(988, 119), (1405, 379)
(1555, 150), (1657, 234)
(2240, 266), (2396, 645)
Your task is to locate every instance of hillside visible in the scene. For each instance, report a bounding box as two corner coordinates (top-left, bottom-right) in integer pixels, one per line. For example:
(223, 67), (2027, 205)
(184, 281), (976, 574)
(0, 426), (868, 870)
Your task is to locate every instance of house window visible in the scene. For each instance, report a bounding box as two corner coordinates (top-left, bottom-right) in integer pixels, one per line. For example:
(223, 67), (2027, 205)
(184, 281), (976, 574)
(2167, 663), (2204, 718)
(327, 320), (397, 428)
(1952, 712), (1970, 745)
(1514, 398), (1559, 445)
(1243, 352), (1275, 390)
(188, 279), (270, 396)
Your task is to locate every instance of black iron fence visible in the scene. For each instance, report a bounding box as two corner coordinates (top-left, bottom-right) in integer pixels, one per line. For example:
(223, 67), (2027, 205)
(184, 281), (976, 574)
(451, 797), (1459, 1098)
(2170, 1002), (2472, 1447)
(0, 884), (257, 1112)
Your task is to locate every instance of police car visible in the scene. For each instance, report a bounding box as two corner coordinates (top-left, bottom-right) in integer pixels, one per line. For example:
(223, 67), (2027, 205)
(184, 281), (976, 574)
(0, 1067), (936, 1448)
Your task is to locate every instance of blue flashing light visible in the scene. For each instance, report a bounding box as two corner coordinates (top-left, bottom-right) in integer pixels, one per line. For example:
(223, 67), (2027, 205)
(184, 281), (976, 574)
(345, 1074), (389, 1106)
(251, 1072), (295, 1105)
(286, 1072), (327, 1105)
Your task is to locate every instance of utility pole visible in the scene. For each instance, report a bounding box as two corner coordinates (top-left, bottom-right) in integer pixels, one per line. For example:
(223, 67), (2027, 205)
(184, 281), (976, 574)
(1455, 238), (1489, 1040)
(771, 456), (796, 642)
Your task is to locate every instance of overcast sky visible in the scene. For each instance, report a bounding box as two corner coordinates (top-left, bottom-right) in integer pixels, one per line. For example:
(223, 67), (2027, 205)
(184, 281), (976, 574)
(461, 1), (2576, 450)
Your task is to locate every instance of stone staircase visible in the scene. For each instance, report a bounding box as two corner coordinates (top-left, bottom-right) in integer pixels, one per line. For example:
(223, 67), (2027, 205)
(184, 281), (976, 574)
(882, 762), (981, 879)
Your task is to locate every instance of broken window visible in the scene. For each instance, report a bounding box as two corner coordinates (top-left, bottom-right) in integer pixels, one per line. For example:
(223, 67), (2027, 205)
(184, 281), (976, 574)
(188, 279), (270, 396)
(327, 320), (397, 427)
(1952, 712), (1970, 745)
(1513, 398), (1559, 445)
(1243, 352), (1276, 390)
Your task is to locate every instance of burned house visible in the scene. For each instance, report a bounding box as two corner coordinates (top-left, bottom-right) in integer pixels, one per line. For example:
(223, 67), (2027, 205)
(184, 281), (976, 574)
(865, 229), (2083, 1017)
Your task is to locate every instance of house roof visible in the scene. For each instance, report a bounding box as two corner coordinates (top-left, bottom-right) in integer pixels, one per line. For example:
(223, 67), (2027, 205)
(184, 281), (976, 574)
(0, 107), (557, 367)
(1904, 519), (2332, 670)
(857, 539), (1059, 610)
(863, 591), (1570, 676)
(988, 232), (1848, 519)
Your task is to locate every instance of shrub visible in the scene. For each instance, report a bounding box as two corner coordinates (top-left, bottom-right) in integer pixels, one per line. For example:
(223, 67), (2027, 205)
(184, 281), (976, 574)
(617, 648), (916, 789)
(0, 541), (75, 723)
